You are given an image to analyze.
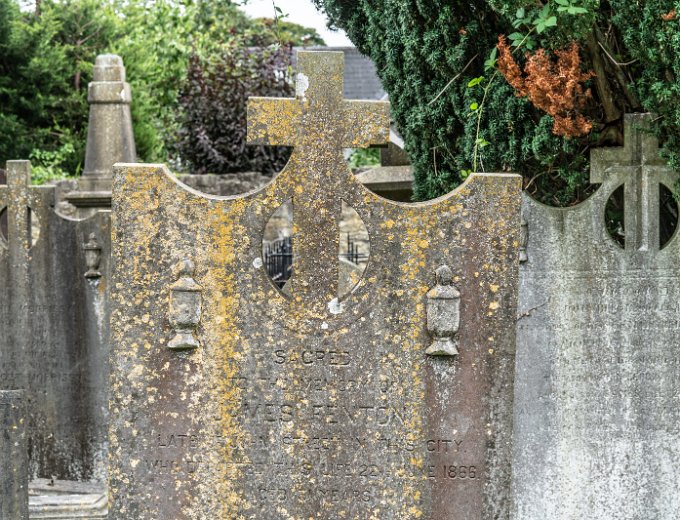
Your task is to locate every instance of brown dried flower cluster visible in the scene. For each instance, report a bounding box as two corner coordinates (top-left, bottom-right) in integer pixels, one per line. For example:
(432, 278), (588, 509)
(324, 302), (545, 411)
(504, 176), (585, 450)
(497, 36), (595, 138)
(662, 9), (677, 21)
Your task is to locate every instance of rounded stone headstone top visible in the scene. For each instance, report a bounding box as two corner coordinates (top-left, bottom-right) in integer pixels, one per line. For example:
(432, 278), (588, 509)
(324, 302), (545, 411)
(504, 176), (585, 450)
(93, 54), (126, 82)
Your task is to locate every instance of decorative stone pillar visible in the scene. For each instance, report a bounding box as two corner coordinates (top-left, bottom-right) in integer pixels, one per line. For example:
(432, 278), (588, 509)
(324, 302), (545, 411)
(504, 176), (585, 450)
(0, 390), (28, 520)
(67, 54), (136, 216)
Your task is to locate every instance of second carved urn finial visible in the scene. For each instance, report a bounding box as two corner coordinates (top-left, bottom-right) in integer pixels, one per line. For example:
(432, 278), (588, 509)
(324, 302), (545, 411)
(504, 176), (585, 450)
(426, 265), (461, 357)
(83, 233), (102, 279)
(168, 258), (202, 351)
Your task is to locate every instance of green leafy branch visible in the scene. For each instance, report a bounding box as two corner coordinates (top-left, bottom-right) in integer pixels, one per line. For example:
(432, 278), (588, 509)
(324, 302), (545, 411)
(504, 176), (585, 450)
(465, 29), (535, 178)
(271, 0), (289, 47)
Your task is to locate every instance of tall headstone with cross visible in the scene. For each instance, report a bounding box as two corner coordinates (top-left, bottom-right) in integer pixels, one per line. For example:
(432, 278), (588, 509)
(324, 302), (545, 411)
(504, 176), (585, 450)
(514, 113), (680, 519)
(0, 160), (111, 482)
(108, 51), (521, 519)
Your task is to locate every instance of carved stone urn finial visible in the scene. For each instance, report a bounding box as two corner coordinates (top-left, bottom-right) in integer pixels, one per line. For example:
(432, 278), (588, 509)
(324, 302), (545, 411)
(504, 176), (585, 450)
(519, 217), (529, 263)
(168, 258), (202, 351)
(426, 265), (461, 357)
(83, 233), (102, 279)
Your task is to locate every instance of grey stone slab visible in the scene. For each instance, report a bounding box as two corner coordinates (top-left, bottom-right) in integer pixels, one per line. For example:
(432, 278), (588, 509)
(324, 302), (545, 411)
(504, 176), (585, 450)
(178, 172), (272, 196)
(29, 479), (107, 520)
(108, 51), (521, 519)
(514, 113), (680, 519)
(356, 165), (414, 201)
(0, 161), (111, 482)
(0, 390), (28, 520)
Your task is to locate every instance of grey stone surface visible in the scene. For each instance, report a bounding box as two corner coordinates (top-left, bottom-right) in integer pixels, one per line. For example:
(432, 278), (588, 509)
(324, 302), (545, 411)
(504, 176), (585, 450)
(29, 480), (107, 519)
(79, 54), (136, 193)
(0, 168), (6, 239)
(0, 161), (111, 482)
(109, 51), (521, 519)
(356, 165), (414, 201)
(381, 141), (411, 167)
(514, 113), (680, 518)
(1, 390), (28, 520)
(178, 171), (272, 196)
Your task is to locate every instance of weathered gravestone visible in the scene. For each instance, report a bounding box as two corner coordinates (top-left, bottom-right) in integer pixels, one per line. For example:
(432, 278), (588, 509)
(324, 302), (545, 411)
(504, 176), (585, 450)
(514, 113), (680, 518)
(109, 51), (521, 519)
(0, 390), (28, 520)
(0, 161), (111, 481)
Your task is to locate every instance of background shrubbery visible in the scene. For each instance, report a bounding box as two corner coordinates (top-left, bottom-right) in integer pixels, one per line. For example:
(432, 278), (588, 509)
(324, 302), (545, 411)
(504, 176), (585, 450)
(0, 0), (321, 181)
(175, 45), (294, 175)
(313, 0), (680, 204)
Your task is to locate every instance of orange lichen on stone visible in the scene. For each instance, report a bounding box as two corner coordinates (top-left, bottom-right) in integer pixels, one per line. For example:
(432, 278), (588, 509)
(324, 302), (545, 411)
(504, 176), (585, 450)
(497, 36), (595, 138)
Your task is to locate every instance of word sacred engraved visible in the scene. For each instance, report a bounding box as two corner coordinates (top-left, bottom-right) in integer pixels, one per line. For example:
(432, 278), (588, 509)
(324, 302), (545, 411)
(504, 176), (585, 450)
(273, 349), (351, 366)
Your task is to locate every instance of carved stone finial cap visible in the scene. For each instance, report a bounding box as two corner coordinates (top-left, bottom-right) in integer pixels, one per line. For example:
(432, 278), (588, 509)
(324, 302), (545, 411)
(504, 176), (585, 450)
(428, 265), (460, 300)
(435, 265), (453, 286)
(84, 233), (100, 251)
(178, 258), (195, 278)
(93, 54), (125, 82)
(171, 259), (201, 293)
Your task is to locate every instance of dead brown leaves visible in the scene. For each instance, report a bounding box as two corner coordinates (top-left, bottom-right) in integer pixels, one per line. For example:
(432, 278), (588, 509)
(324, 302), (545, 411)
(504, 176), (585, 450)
(497, 36), (595, 138)
(662, 9), (677, 21)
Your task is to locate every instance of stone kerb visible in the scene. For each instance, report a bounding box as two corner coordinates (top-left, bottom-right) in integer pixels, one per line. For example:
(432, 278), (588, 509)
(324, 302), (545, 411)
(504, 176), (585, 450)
(514, 113), (680, 519)
(0, 160), (111, 482)
(109, 51), (521, 519)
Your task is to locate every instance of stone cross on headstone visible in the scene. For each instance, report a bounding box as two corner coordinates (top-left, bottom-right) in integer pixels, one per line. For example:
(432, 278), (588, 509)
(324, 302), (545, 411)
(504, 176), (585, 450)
(515, 113), (680, 519)
(0, 161), (52, 252)
(248, 51), (390, 310)
(0, 159), (111, 482)
(0, 161), (52, 393)
(591, 113), (674, 252)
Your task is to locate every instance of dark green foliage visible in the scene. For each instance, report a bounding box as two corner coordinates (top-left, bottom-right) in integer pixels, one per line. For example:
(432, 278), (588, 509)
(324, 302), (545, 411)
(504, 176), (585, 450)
(0, 0), (114, 176)
(313, 0), (680, 204)
(0, 0), (324, 179)
(175, 46), (293, 175)
(609, 0), (680, 175)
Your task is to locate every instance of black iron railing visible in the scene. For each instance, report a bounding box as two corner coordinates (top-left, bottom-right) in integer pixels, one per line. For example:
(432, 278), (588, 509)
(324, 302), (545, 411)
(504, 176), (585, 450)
(264, 234), (367, 288)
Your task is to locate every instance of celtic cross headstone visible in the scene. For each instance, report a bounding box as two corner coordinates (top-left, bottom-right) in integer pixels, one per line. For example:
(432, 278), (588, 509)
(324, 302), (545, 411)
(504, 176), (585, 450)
(0, 161), (111, 481)
(108, 51), (521, 519)
(514, 113), (680, 519)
